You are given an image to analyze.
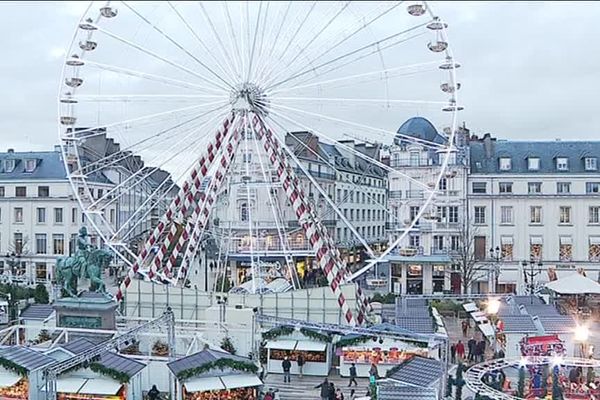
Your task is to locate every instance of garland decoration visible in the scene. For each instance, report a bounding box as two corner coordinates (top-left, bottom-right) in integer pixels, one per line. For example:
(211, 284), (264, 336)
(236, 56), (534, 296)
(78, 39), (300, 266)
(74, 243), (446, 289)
(176, 358), (258, 381)
(90, 362), (131, 383)
(299, 328), (331, 343)
(261, 325), (331, 343)
(0, 357), (27, 376)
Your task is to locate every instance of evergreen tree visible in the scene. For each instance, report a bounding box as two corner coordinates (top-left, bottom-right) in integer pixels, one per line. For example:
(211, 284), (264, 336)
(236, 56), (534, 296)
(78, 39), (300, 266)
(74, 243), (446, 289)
(33, 283), (49, 304)
(220, 336), (237, 355)
(517, 366), (526, 398)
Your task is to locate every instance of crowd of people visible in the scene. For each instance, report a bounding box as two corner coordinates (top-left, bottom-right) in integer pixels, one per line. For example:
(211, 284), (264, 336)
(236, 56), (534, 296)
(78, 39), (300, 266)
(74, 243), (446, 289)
(450, 336), (489, 364)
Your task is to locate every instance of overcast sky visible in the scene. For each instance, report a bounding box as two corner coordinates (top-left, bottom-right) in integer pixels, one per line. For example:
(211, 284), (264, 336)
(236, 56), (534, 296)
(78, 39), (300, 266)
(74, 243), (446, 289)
(0, 1), (599, 153)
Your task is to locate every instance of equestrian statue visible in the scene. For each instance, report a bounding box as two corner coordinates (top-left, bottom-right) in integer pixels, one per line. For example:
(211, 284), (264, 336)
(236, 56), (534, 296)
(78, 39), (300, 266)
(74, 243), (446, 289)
(55, 227), (113, 297)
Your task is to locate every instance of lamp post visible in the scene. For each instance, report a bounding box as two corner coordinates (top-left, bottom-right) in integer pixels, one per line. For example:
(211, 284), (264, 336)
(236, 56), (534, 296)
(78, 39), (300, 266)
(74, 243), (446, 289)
(488, 246), (502, 294)
(487, 298), (501, 355)
(5, 252), (21, 281)
(522, 259), (543, 303)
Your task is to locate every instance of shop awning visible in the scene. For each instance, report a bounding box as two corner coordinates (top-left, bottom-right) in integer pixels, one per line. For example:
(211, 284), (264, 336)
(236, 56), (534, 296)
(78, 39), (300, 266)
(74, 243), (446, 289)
(463, 302), (478, 313)
(184, 376), (226, 392)
(56, 377), (87, 394)
(0, 372), (20, 388)
(221, 374), (263, 389)
(559, 236), (572, 245)
(295, 341), (327, 352)
(530, 236), (543, 245)
(590, 237), (600, 245)
(78, 378), (122, 395)
(478, 323), (495, 339)
(265, 340), (297, 350)
(501, 236), (513, 245)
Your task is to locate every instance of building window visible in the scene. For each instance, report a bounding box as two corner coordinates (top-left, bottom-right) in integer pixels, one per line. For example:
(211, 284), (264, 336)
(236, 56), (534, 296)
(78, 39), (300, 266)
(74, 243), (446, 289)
(559, 236), (572, 262)
(54, 208), (63, 224)
(24, 159), (36, 172)
(15, 186), (26, 197)
(439, 178), (447, 191)
(556, 157), (569, 171)
(586, 182), (600, 193)
(53, 234), (65, 255)
(450, 236), (460, 251)
(35, 234), (47, 254)
(528, 157), (540, 170)
(530, 206), (542, 224)
(499, 157), (511, 171)
(409, 235), (420, 248)
(530, 237), (543, 261)
(472, 182), (487, 194)
(433, 235), (444, 251)
(409, 206), (420, 225)
(474, 236), (487, 260)
(559, 206), (571, 224)
(243, 153), (252, 163)
(109, 209), (115, 224)
(13, 233), (23, 254)
(500, 206), (513, 224)
(448, 206), (459, 223)
(585, 157), (597, 171)
(409, 151), (420, 166)
(4, 159), (15, 173)
(0, 187), (4, 197)
(36, 208), (46, 223)
(474, 206), (486, 224)
(589, 237), (600, 262)
(71, 208), (77, 224)
(528, 182), (542, 194)
(37, 186), (49, 197)
(14, 207), (23, 223)
(557, 182), (571, 194)
(69, 234), (77, 256)
(499, 182), (513, 194)
(501, 237), (513, 261)
(590, 207), (600, 224)
(35, 263), (47, 280)
(240, 203), (249, 222)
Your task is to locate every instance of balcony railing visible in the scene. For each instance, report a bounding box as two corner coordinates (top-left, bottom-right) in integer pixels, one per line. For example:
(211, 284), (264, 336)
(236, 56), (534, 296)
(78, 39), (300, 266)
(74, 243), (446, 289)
(293, 167), (336, 181)
(390, 159), (432, 168)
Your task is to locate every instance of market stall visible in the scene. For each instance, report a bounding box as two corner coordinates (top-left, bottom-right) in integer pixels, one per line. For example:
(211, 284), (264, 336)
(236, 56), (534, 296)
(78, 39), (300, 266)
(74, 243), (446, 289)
(167, 349), (262, 400)
(0, 346), (55, 400)
(495, 315), (539, 358)
(262, 326), (332, 376)
(0, 372), (27, 400)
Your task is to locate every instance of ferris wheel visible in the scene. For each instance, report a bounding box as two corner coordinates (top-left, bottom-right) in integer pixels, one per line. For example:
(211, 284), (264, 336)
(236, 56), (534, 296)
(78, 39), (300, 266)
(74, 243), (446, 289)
(58, 1), (461, 325)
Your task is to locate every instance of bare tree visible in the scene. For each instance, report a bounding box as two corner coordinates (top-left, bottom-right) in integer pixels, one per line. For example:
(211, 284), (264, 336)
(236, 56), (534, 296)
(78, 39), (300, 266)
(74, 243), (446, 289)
(451, 218), (488, 294)
(6, 235), (31, 276)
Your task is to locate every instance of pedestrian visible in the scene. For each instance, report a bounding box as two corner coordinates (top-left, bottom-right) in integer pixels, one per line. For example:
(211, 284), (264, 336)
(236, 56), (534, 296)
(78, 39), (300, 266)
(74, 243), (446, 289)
(335, 387), (344, 400)
(315, 378), (330, 400)
(455, 340), (465, 361)
(282, 356), (292, 383)
(297, 353), (305, 378)
(468, 337), (476, 362)
(328, 382), (336, 400)
(461, 320), (469, 337)
(369, 363), (379, 380)
(477, 340), (486, 362)
(350, 389), (356, 400)
(450, 343), (456, 364)
(148, 385), (160, 400)
(348, 363), (358, 387)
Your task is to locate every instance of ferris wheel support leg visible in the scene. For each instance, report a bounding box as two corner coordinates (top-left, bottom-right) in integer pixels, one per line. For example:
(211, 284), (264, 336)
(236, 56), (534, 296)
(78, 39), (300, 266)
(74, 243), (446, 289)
(115, 114), (235, 302)
(251, 114), (368, 325)
(176, 120), (243, 284)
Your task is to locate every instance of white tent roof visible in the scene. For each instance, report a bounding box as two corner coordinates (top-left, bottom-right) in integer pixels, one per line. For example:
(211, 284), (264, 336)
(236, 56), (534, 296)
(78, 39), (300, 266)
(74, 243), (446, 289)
(545, 273), (600, 295)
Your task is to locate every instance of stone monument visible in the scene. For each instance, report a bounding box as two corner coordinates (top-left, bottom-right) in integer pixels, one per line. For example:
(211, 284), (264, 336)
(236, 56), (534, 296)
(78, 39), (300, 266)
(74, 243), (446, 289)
(53, 227), (117, 330)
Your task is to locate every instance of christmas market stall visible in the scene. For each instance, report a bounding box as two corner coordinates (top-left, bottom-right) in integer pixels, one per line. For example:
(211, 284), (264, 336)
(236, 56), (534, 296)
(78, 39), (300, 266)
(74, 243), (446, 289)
(167, 348), (262, 400)
(337, 323), (433, 378)
(42, 338), (146, 400)
(262, 325), (332, 376)
(0, 346), (55, 400)
(495, 315), (539, 358)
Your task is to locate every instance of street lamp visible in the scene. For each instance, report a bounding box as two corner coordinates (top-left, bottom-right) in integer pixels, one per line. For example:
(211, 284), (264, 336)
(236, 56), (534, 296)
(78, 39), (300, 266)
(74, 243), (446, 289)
(487, 298), (501, 355)
(522, 259), (543, 302)
(488, 246), (502, 294)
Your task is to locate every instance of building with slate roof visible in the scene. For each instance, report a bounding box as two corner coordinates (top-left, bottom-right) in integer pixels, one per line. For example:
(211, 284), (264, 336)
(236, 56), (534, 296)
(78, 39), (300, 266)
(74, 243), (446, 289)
(468, 133), (600, 294)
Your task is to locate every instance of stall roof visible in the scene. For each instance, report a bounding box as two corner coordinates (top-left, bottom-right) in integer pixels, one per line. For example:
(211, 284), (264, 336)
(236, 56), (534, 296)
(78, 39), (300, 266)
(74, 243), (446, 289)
(512, 295), (545, 306)
(378, 383), (438, 400)
(295, 341), (327, 352)
(20, 304), (54, 321)
(265, 340), (297, 350)
(463, 302), (478, 313)
(78, 377), (122, 395)
(0, 371), (21, 388)
(184, 376), (225, 392)
(220, 374), (262, 389)
(523, 304), (561, 317)
(537, 316), (577, 334)
(387, 356), (442, 388)
(167, 348), (252, 377)
(55, 377), (87, 394)
(478, 322), (495, 338)
(0, 346), (54, 371)
(60, 338), (96, 354)
(545, 274), (600, 295)
(394, 318), (435, 334)
(500, 315), (538, 333)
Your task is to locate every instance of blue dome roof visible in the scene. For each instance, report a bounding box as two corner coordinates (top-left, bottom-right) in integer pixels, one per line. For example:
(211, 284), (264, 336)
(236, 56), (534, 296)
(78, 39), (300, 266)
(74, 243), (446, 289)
(396, 117), (446, 145)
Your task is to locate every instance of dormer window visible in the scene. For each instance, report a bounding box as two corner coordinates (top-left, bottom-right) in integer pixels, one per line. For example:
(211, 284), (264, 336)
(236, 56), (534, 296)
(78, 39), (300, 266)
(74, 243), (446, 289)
(528, 157), (540, 171)
(25, 159), (37, 172)
(556, 157), (569, 171)
(4, 159), (15, 173)
(585, 157), (598, 171)
(499, 157), (511, 171)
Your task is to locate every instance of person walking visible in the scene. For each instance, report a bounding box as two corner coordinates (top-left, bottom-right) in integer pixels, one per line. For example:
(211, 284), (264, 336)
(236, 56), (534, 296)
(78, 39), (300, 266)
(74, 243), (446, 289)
(315, 378), (330, 400)
(350, 389), (356, 400)
(328, 383), (336, 400)
(455, 340), (465, 361)
(468, 337), (476, 362)
(369, 363), (379, 380)
(450, 343), (456, 364)
(148, 385), (160, 400)
(282, 356), (292, 383)
(297, 353), (305, 378)
(477, 340), (486, 362)
(348, 363), (358, 387)
(335, 387), (344, 400)
(461, 320), (469, 337)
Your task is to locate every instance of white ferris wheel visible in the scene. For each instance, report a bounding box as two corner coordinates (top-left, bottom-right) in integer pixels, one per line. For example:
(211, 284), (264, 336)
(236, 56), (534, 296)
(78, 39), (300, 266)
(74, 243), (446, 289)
(58, 1), (461, 325)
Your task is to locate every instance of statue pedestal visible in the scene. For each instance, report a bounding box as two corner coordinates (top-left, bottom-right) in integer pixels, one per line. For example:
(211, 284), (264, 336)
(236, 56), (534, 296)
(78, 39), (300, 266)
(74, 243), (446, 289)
(54, 292), (117, 330)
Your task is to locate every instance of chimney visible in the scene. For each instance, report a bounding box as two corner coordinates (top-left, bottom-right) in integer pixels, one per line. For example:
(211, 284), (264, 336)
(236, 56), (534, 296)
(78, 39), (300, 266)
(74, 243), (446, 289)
(482, 133), (494, 159)
(7, 148), (14, 153)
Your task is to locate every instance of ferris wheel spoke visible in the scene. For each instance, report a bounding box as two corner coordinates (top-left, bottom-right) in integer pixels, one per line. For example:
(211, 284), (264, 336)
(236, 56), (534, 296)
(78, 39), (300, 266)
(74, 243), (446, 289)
(263, 2), (351, 89)
(82, 60), (223, 94)
(62, 99), (228, 141)
(251, 1), (272, 84)
(262, 115), (377, 259)
(268, 102), (446, 150)
(268, 60), (440, 95)
(273, 96), (448, 106)
(266, 19), (431, 91)
(122, 2), (236, 91)
(221, 1), (244, 81)
(253, 1), (293, 83)
(246, 1), (263, 83)
(266, 107), (434, 191)
(72, 94), (228, 102)
(167, 1), (239, 84)
(91, 24), (229, 93)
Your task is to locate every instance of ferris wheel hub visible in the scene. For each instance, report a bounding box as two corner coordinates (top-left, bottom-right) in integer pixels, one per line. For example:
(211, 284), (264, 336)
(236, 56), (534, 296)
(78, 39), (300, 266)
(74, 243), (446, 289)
(230, 82), (269, 116)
